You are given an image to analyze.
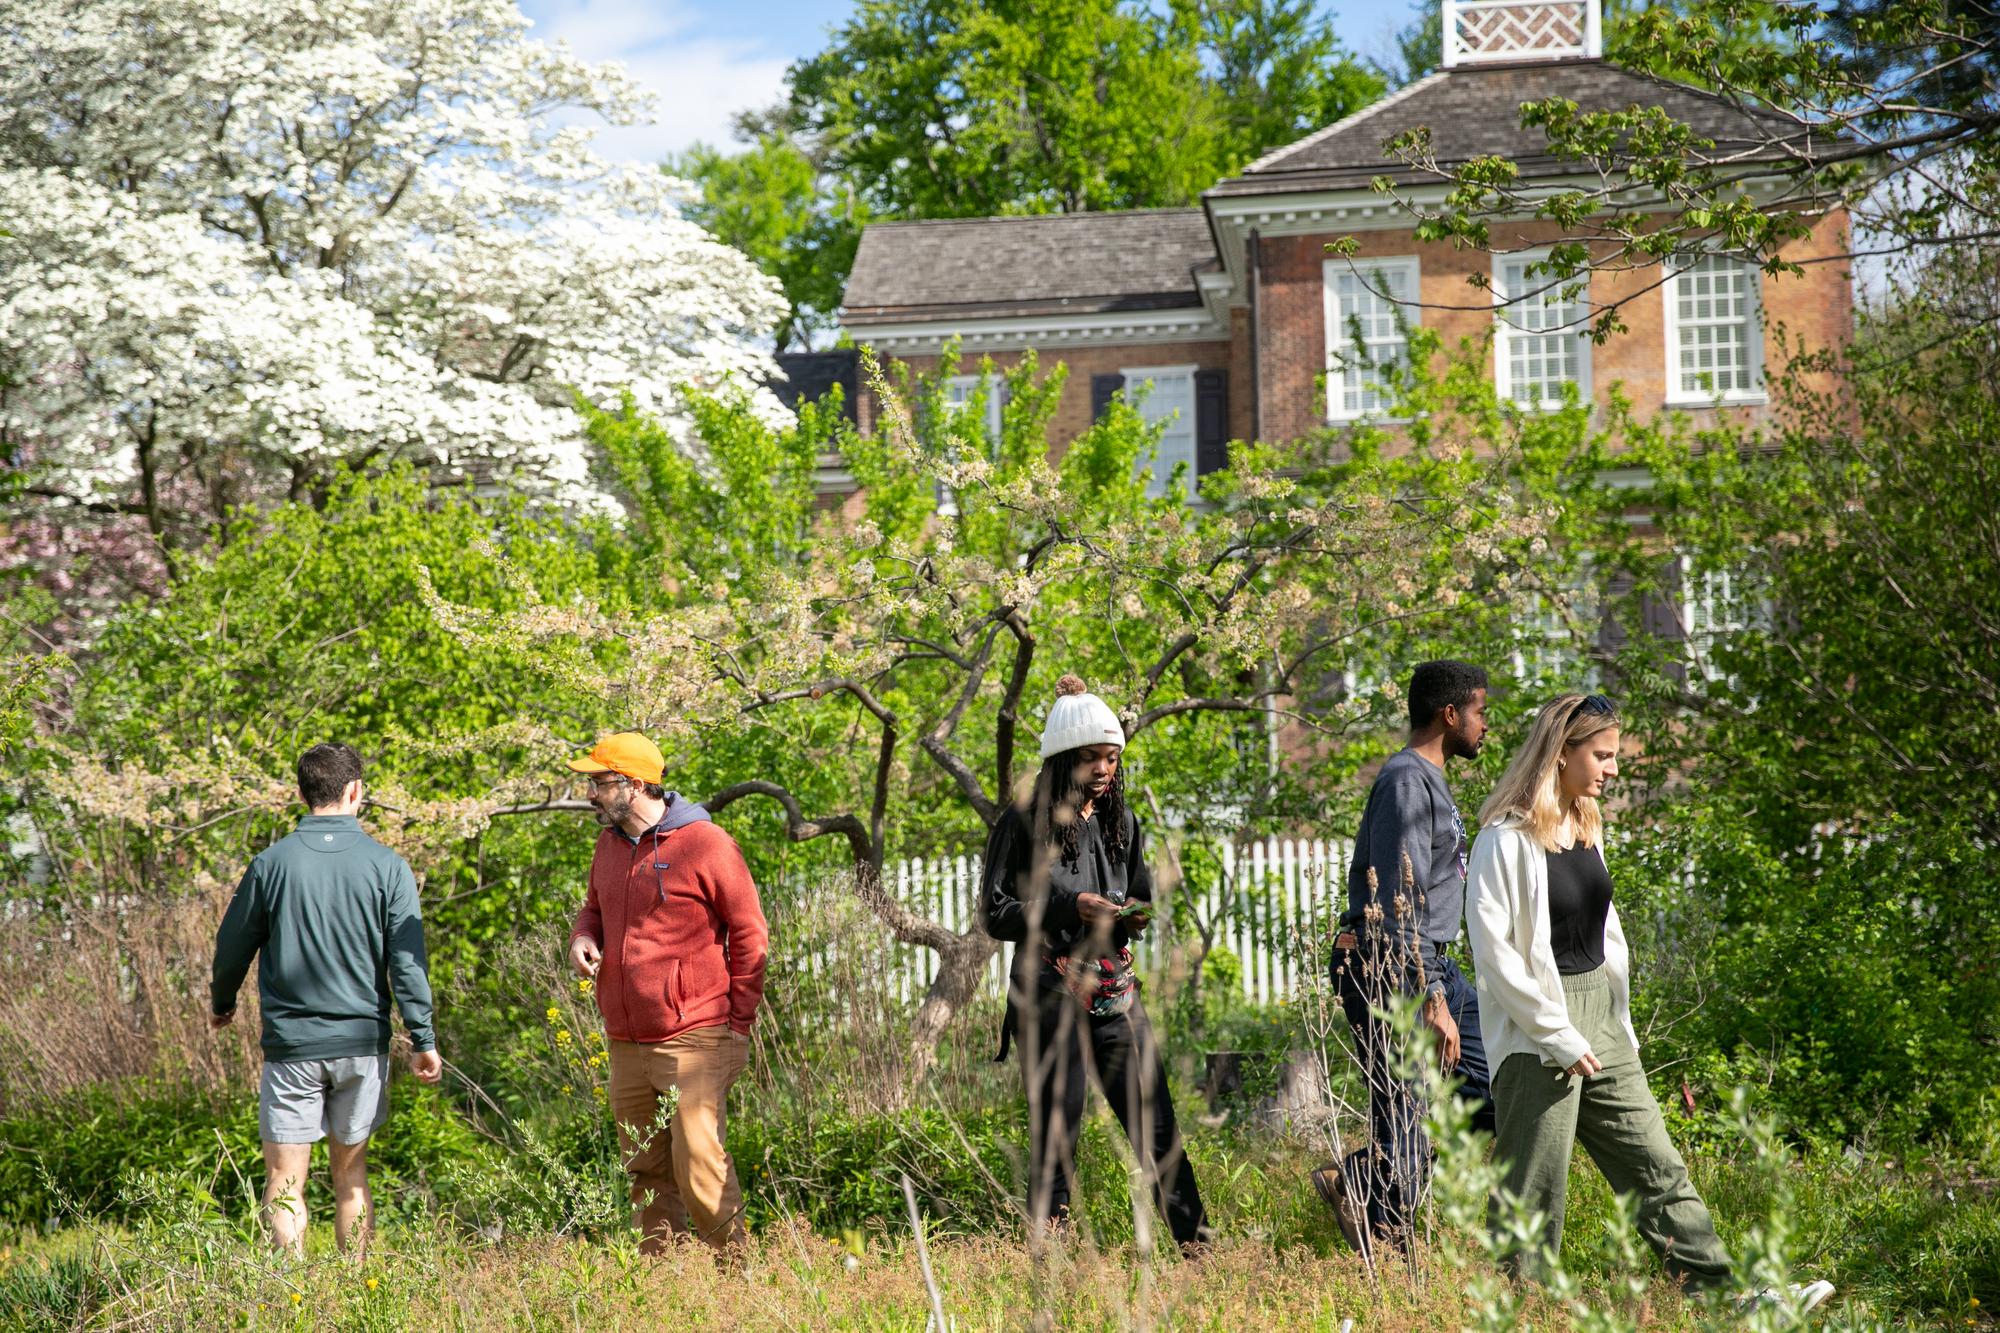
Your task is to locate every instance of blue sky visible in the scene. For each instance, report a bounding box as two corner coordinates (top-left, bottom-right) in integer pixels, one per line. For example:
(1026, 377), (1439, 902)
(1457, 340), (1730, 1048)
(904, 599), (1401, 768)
(515, 0), (1421, 163)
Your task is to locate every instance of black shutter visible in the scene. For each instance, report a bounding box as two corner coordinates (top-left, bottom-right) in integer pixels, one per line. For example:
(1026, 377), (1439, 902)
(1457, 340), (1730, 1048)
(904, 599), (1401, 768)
(1195, 368), (1229, 475)
(1600, 554), (1689, 683)
(1639, 557), (1687, 639)
(1643, 554), (1690, 683)
(1596, 568), (1635, 658)
(1090, 373), (1124, 423)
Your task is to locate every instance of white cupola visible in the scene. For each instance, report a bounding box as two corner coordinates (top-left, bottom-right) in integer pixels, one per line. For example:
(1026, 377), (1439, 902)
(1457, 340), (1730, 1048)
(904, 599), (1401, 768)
(1440, 0), (1603, 67)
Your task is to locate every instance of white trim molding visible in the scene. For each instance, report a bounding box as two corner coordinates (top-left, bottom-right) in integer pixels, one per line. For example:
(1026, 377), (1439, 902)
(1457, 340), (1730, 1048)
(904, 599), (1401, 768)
(848, 305), (1228, 355)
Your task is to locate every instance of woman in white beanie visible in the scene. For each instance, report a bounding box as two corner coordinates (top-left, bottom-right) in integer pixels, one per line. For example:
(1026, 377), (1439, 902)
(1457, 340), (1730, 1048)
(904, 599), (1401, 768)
(979, 675), (1210, 1254)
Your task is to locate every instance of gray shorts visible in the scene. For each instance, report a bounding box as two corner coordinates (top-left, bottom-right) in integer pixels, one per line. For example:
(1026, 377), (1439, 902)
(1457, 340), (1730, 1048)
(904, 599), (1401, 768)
(259, 1054), (391, 1145)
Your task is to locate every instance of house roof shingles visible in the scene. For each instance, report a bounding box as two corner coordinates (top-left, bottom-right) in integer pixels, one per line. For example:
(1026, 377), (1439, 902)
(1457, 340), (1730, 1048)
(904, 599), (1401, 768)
(841, 208), (1213, 323)
(1210, 58), (1813, 197)
(842, 59), (1822, 325)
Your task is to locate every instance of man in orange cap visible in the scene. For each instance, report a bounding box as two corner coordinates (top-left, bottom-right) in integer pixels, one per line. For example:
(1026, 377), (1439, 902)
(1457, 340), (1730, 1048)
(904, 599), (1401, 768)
(565, 732), (769, 1256)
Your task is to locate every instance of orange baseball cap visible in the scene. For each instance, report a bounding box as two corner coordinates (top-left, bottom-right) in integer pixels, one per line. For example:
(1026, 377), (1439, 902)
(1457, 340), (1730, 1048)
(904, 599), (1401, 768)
(565, 731), (665, 786)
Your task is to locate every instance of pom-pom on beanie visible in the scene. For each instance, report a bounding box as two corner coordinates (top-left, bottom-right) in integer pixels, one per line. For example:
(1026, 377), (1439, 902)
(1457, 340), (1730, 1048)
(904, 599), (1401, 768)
(1039, 674), (1127, 759)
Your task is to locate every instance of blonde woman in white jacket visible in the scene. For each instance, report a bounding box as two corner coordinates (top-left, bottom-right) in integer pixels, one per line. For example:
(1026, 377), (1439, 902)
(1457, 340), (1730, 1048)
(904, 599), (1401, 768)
(1465, 694), (1832, 1313)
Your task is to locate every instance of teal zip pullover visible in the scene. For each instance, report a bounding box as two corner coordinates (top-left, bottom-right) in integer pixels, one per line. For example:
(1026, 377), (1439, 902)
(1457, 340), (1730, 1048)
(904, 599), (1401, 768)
(211, 814), (435, 1061)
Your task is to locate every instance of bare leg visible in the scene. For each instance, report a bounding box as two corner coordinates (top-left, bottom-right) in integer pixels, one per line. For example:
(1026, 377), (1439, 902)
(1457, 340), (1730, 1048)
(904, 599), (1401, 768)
(262, 1141), (313, 1258)
(326, 1137), (374, 1259)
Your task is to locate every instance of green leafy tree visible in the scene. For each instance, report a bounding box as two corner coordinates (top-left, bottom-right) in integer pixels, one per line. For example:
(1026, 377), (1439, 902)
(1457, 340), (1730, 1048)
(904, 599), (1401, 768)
(1171, 0), (1386, 166)
(423, 345), (1557, 1083)
(16, 469), (620, 955)
(681, 0), (1382, 335)
(669, 134), (867, 350)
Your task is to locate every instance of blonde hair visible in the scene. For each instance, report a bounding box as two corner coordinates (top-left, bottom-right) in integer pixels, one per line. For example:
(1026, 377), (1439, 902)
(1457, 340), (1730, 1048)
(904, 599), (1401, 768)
(1477, 693), (1619, 851)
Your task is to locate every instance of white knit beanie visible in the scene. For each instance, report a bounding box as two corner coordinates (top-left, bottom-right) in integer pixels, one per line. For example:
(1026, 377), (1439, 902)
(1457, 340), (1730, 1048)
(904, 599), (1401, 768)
(1039, 674), (1127, 758)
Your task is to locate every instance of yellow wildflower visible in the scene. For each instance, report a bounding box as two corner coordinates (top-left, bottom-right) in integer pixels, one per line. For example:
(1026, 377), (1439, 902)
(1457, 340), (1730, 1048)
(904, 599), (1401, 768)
(561, 1084), (574, 1096)
(555, 1029), (572, 1046)
(545, 1006), (561, 1023)
(576, 978), (593, 995)
(588, 1052), (605, 1068)
(366, 1277), (379, 1291)
(291, 1292), (303, 1305)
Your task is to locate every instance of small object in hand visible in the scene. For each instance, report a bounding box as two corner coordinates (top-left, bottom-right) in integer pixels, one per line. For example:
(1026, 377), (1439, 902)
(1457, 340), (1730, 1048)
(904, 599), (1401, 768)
(1115, 899), (1150, 919)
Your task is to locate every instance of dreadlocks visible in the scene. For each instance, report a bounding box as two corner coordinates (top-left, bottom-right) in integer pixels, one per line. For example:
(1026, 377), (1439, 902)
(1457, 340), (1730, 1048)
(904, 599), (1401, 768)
(1030, 745), (1130, 867)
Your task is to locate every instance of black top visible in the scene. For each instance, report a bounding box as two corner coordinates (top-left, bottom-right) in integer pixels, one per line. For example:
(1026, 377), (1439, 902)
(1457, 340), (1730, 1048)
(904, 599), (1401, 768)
(1543, 841), (1613, 975)
(979, 803), (1150, 976)
(979, 803), (1152, 1055)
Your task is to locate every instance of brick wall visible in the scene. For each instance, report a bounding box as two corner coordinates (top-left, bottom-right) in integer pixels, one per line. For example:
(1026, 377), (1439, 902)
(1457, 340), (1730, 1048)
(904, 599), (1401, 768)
(1257, 209), (1853, 440)
(849, 210), (1853, 461)
(854, 337), (1233, 465)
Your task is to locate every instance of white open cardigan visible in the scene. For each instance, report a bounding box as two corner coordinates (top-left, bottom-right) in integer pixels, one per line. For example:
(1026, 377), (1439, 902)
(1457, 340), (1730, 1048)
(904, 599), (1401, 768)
(1463, 817), (1639, 1071)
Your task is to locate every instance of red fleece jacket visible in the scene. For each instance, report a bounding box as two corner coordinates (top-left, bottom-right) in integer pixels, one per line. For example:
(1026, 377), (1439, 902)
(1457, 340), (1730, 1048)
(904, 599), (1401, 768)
(570, 819), (769, 1043)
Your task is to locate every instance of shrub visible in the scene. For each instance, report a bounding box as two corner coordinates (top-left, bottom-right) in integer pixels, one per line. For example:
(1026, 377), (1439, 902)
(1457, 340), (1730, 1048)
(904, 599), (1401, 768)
(0, 1077), (492, 1230)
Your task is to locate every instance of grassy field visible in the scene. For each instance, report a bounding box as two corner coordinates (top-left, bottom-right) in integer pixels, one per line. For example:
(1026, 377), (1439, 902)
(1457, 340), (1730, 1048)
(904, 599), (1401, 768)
(1, 1111), (1992, 1332)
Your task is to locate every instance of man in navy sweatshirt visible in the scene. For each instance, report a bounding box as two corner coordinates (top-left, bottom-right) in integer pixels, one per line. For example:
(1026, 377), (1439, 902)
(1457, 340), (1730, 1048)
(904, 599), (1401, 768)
(211, 742), (440, 1258)
(1315, 660), (1494, 1255)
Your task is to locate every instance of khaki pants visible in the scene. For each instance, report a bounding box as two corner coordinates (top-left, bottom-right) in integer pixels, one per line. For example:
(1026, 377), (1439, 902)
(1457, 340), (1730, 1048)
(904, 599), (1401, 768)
(1491, 967), (1733, 1289)
(607, 1025), (750, 1253)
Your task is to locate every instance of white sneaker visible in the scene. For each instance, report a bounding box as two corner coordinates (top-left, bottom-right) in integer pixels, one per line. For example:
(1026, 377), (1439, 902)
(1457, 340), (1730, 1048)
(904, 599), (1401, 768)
(1740, 1279), (1836, 1317)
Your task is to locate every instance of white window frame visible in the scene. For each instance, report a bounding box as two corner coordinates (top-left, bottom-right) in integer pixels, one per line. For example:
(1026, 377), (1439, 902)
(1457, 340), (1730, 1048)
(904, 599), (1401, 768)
(1118, 364), (1198, 499)
(1509, 564), (1602, 689)
(1492, 249), (1592, 410)
(1322, 257), (1421, 422)
(941, 373), (1004, 448)
(1680, 555), (1769, 685)
(936, 373), (1003, 516)
(1662, 253), (1766, 406)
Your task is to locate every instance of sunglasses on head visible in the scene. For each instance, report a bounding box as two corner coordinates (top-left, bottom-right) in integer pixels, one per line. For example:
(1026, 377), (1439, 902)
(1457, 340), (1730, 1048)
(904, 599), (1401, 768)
(1572, 693), (1616, 717)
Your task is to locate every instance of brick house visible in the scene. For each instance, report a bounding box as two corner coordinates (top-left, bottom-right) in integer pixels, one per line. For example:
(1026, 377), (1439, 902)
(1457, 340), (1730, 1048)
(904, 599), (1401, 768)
(827, 0), (1850, 504)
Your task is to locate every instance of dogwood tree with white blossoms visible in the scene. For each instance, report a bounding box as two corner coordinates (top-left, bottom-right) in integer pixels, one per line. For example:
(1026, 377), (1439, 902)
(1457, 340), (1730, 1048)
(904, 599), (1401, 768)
(0, 0), (786, 584)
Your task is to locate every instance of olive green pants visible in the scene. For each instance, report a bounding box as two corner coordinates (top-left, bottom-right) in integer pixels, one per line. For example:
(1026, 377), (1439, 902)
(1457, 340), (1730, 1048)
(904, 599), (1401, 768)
(1490, 967), (1733, 1289)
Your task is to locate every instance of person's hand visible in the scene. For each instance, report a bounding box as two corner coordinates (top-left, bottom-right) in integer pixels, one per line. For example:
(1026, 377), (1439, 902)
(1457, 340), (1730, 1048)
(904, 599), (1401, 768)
(569, 935), (602, 979)
(409, 1049), (443, 1084)
(1075, 893), (1121, 936)
(1422, 993), (1461, 1068)
(1120, 906), (1152, 935)
(1565, 1051), (1603, 1078)
(209, 1008), (235, 1031)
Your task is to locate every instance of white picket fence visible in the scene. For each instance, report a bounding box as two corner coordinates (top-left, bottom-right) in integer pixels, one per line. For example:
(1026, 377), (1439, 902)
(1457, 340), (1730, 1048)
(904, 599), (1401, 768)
(800, 837), (1355, 1008)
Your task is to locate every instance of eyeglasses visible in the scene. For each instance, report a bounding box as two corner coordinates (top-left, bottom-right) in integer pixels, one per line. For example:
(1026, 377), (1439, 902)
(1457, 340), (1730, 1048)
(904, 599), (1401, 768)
(586, 775), (631, 791)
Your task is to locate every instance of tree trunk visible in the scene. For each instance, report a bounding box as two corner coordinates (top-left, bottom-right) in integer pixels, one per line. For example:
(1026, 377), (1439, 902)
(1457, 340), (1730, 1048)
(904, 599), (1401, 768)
(903, 929), (1000, 1087)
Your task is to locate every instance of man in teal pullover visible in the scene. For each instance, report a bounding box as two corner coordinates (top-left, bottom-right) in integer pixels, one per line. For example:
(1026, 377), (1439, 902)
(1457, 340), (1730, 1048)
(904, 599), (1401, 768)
(211, 742), (441, 1258)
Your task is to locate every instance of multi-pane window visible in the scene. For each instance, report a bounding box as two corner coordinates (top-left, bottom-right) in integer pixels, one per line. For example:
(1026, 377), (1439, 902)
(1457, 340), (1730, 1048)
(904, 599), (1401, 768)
(1682, 558), (1767, 684)
(1510, 570), (1601, 688)
(941, 374), (1003, 445)
(1120, 366), (1197, 499)
(1322, 258), (1419, 420)
(936, 374), (1002, 515)
(1494, 253), (1589, 408)
(1666, 255), (1763, 402)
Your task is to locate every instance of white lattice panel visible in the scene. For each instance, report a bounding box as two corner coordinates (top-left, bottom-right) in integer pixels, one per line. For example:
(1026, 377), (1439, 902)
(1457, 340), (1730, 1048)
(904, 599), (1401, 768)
(1443, 0), (1601, 66)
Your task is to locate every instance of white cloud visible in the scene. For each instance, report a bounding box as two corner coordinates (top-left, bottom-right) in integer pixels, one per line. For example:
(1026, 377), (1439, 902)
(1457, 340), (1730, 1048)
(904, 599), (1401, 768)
(522, 0), (791, 164)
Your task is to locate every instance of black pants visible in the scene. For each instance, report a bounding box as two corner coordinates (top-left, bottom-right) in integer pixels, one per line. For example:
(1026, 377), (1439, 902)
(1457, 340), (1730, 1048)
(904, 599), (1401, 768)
(1335, 944), (1494, 1243)
(1021, 992), (1209, 1248)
